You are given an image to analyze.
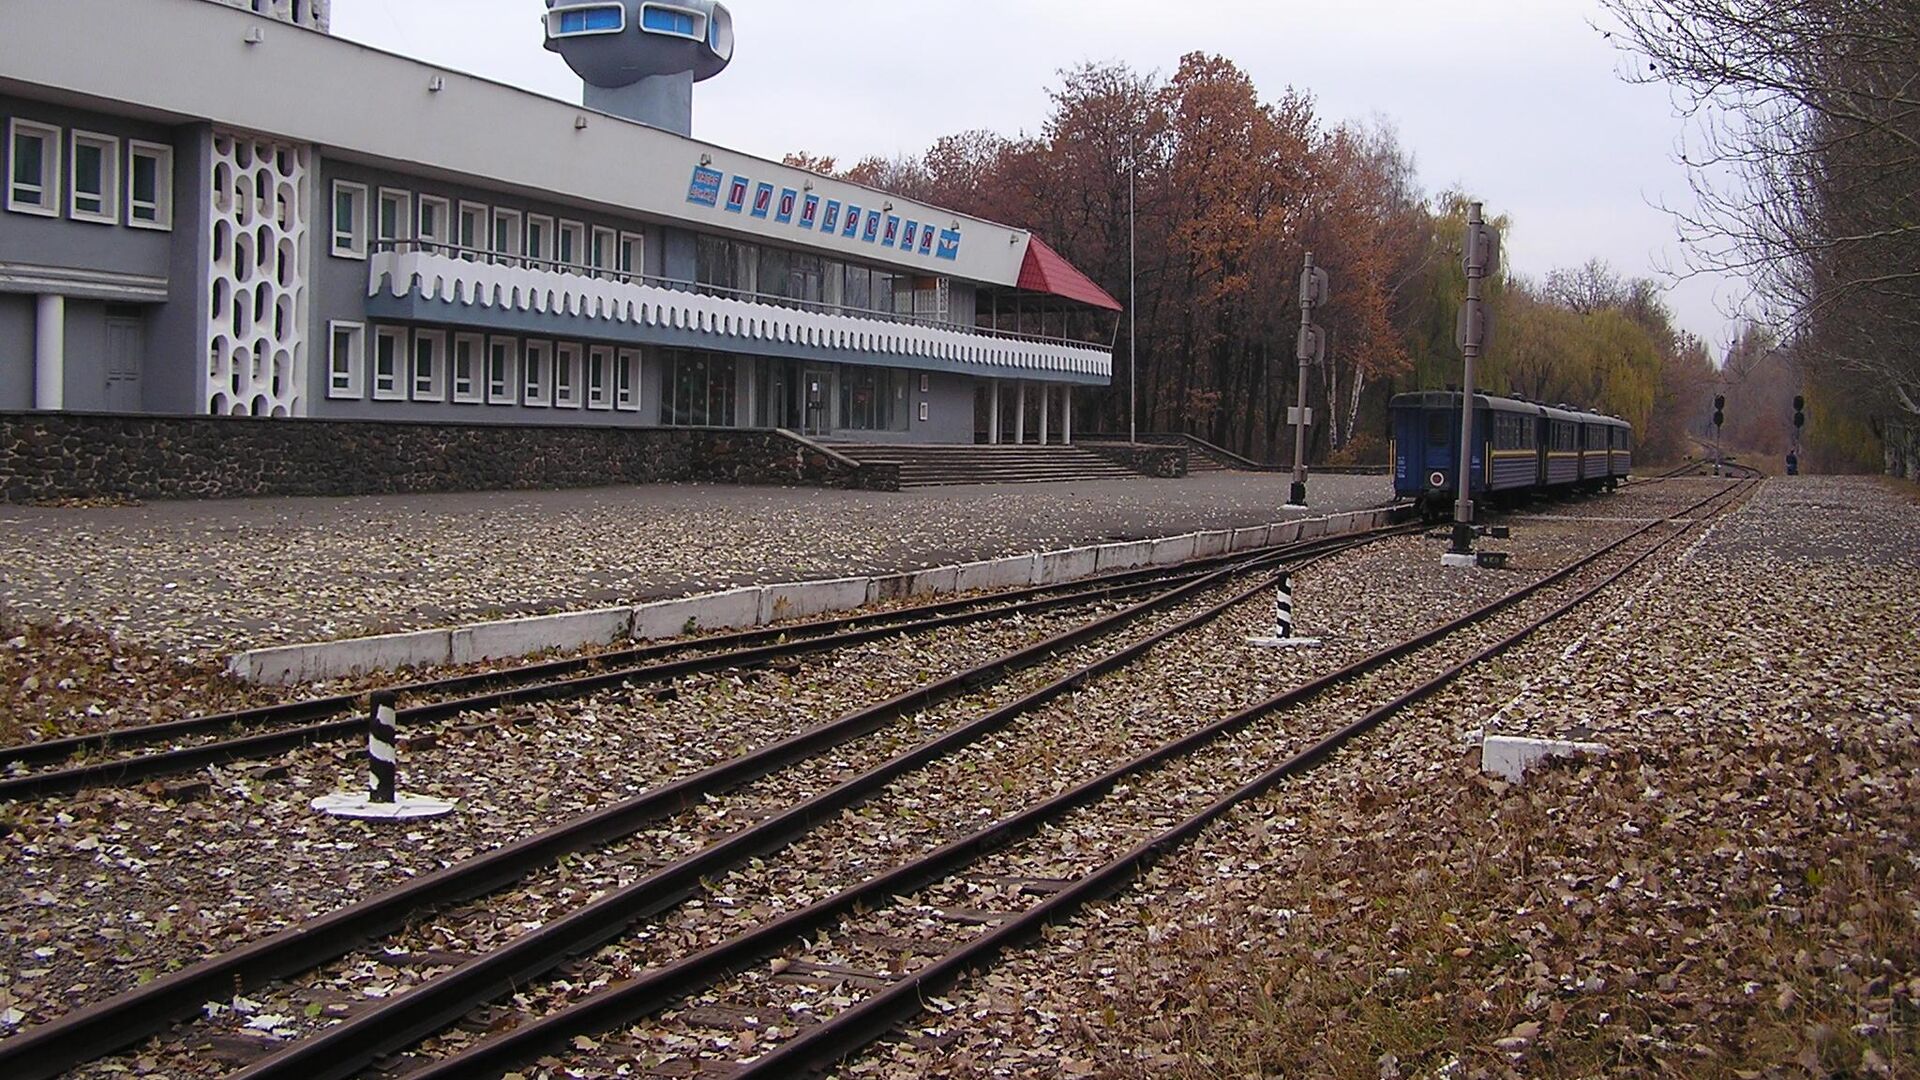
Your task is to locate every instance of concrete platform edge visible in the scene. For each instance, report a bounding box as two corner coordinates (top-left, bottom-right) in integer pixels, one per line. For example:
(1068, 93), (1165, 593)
(227, 504), (1407, 685)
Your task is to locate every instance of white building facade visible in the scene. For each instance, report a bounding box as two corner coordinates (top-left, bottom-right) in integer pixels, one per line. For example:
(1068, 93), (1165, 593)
(0, 0), (1118, 443)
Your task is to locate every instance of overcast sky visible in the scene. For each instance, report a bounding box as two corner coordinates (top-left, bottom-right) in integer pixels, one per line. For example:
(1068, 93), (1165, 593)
(331, 0), (1744, 351)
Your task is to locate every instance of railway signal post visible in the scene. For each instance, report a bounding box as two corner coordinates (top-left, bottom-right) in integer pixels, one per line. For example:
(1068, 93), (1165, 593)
(312, 691), (457, 820)
(1713, 394), (1726, 476)
(1249, 572), (1322, 648)
(1287, 252), (1329, 509)
(1789, 394), (1805, 474)
(1444, 202), (1499, 568)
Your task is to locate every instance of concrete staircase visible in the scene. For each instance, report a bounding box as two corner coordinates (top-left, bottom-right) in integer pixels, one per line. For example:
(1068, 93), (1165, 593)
(820, 442), (1147, 488)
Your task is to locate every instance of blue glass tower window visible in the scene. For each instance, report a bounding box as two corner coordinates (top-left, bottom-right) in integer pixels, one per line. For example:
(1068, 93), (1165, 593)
(641, 5), (699, 38)
(553, 5), (623, 35)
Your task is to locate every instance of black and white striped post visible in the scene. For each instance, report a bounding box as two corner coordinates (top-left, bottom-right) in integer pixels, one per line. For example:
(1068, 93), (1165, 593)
(311, 691), (456, 820)
(1249, 572), (1322, 649)
(368, 691), (398, 804)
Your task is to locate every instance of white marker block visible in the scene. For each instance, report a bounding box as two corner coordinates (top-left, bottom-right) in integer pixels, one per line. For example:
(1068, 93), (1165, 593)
(1248, 636), (1323, 649)
(312, 792), (457, 819)
(1441, 552), (1479, 569)
(1480, 735), (1610, 783)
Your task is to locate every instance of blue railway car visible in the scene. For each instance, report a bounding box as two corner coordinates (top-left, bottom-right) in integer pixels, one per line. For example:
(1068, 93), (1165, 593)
(1390, 390), (1632, 518)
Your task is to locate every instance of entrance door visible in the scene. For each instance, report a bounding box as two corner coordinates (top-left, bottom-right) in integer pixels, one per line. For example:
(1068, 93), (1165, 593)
(802, 367), (831, 436)
(103, 315), (144, 412)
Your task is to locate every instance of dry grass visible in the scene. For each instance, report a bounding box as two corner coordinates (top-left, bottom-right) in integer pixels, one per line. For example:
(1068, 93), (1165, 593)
(1098, 732), (1918, 1079)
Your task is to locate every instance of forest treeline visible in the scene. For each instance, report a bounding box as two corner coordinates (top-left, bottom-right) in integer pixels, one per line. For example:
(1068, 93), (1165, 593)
(789, 55), (1740, 466)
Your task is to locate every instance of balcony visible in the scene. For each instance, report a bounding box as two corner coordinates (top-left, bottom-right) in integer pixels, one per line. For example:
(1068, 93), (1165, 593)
(366, 246), (1113, 384)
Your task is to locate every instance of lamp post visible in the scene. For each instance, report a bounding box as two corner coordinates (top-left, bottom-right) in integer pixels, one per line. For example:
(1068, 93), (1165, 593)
(1444, 201), (1498, 568)
(1128, 137), (1137, 445)
(1288, 252), (1328, 508)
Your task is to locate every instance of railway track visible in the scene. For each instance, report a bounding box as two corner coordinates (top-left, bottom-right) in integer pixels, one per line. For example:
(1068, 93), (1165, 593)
(0, 536), (1361, 801)
(0, 525), (1403, 1080)
(259, 479), (1755, 1080)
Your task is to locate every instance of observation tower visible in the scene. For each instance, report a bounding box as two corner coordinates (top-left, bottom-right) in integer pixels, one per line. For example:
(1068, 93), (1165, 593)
(543, 1), (735, 136)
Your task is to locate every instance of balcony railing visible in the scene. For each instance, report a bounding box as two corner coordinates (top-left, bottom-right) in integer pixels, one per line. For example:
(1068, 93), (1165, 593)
(367, 242), (1113, 380)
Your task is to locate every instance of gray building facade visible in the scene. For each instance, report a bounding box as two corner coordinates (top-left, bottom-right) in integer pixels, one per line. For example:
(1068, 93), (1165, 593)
(0, 0), (1118, 446)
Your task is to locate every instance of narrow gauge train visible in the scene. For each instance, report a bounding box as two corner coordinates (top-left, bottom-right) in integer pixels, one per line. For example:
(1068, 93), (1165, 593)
(1389, 390), (1633, 519)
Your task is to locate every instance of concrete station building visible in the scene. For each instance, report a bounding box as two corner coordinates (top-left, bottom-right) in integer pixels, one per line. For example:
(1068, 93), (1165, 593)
(0, 0), (1120, 445)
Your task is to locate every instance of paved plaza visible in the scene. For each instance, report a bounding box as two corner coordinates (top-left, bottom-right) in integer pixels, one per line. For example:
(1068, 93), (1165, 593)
(0, 473), (1391, 658)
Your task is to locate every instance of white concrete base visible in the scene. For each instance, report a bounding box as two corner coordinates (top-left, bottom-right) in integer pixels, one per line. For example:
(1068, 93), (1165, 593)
(311, 791), (457, 819)
(1480, 735), (1610, 783)
(1283, 502), (1307, 510)
(1249, 635), (1323, 648)
(1440, 552), (1480, 569)
(230, 503), (1412, 684)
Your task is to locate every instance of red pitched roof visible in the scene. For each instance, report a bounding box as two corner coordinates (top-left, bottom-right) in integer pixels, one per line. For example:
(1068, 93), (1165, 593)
(1015, 236), (1123, 312)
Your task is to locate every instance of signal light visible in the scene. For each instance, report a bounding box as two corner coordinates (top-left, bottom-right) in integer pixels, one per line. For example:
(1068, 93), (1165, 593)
(1714, 394), (1726, 410)
(1793, 394), (1806, 429)
(1793, 395), (1805, 410)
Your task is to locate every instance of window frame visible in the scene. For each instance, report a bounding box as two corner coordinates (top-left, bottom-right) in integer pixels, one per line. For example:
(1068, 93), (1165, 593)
(457, 200), (490, 262)
(639, 3), (703, 39)
(452, 332), (486, 404)
(526, 213), (555, 268)
(327, 320), (365, 400)
(554, 341), (583, 409)
(410, 328), (446, 402)
(591, 225), (618, 278)
(492, 207), (524, 265)
(547, 3), (626, 37)
(616, 348), (641, 412)
(331, 180), (369, 259)
(486, 335), (519, 405)
(68, 129), (120, 224)
(376, 187), (412, 253)
(618, 231), (645, 281)
(6, 118), (61, 217)
(372, 326), (408, 401)
(558, 219), (586, 271)
(125, 139), (174, 231)
(587, 345), (614, 410)
(523, 338), (553, 407)
(417, 193), (452, 255)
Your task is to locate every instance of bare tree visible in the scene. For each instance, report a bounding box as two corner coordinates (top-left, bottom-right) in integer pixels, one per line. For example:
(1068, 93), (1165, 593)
(1599, 0), (1920, 416)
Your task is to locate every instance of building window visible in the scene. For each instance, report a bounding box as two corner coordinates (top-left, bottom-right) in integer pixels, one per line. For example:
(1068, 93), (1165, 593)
(372, 326), (406, 400)
(452, 333), (485, 403)
(587, 346), (613, 410)
(6, 119), (61, 217)
(839, 365), (899, 431)
(591, 226), (617, 278)
(418, 194), (451, 254)
(554, 342), (582, 408)
(411, 329), (445, 401)
(331, 181), (368, 258)
(524, 339), (552, 406)
(526, 214), (553, 268)
(377, 188), (412, 252)
(458, 201), (490, 262)
(69, 130), (120, 223)
(126, 140), (173, 231)
(641, 4), (700, 38)
(327, 321), (365, 399)
(487, 336), (518, 404)
(558, 220), (585, 271)
(616, 348), (641, 411)
(661, 351), (736, 427)
(550, 3), (625, 36)
(619, 231), (645, 281)
(492, 207), (524, 265)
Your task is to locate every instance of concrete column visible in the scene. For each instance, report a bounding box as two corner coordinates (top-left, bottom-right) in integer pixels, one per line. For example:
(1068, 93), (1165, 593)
(1063, 389), (1073, 445)
(1015, 381), (1027, 445)
(34, 294), (65, 411)
(988, 378), (1001, 444)
(1039, 384), (1050, 445)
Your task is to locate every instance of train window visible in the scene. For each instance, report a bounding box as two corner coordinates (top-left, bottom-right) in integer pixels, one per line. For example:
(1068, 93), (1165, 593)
(1426, 413), (1451, 444)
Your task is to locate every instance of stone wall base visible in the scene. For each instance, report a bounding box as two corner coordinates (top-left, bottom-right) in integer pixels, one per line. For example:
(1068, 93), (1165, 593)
(0, 412), (896, 503)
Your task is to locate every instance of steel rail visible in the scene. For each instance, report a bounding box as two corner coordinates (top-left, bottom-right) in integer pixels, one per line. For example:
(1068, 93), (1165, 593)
(405, 481), (1752, 1080)
(230, 540), (1375, 1080)
(0, 547), (1291, 801)
(0, 527), (1394, 1080)
(738, 479), (1757, 1077)
(0, 548), (1262, 777)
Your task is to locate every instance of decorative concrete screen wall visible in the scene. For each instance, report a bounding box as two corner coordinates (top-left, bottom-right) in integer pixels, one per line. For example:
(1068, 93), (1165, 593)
(207, 131), (313, 417)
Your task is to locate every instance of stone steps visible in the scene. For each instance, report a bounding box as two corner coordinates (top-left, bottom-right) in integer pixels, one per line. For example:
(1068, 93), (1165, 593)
(818, 443), (1146, 488)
